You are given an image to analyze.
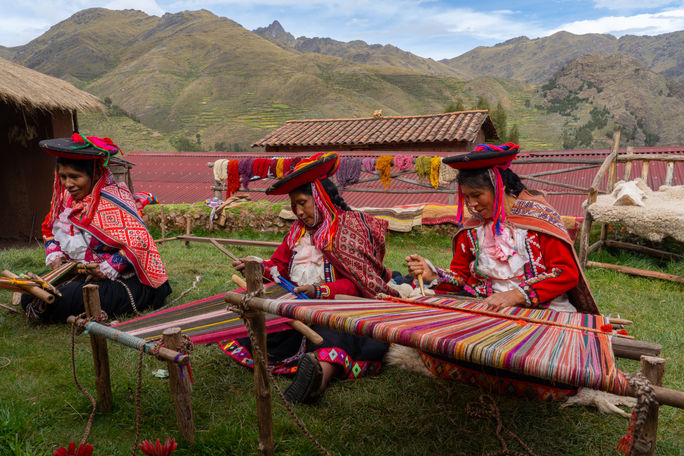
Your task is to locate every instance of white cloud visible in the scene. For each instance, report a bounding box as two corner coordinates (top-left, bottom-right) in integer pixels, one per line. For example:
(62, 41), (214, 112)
(593, 0), (679, 11)
(550, 8), (684, 36)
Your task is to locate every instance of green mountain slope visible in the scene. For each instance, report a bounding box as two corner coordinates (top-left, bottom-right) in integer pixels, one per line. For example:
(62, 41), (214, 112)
(443, 30), (684, 86)
(4, 8), (683, 150)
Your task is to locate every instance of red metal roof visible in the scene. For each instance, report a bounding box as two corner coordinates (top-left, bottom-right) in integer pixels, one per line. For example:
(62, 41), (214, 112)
(251, 111), (496, 148)
(127, 147), (684, 218)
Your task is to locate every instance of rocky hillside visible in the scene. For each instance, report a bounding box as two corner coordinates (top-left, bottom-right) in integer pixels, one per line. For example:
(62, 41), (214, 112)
(443, 30), (684, 85)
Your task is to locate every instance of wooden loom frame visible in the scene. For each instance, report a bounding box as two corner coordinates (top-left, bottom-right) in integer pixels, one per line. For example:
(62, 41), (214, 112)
(578, 131), (684, 284)
(227, 258), (684, 456)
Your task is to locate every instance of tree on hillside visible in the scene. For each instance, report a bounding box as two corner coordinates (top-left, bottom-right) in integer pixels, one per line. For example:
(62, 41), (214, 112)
(474, 96), (490, 111)
(171, 135), (202, 152)
(444, 99), (465, 113)
(490, 102), (507, 141)
(508, 124), (520, 144)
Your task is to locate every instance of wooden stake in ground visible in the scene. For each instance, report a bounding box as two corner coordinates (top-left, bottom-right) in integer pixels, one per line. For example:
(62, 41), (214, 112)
(163, 327), (195, 443)
(184, 215), (191, 248)
(243, 257), (274, 456)
(160, 205), (166, 246)
(82, 284), (113, 412)
(630, 356), (666, 456)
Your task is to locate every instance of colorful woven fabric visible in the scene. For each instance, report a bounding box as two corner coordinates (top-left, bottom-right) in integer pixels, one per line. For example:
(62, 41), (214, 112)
(112, 282), (292, 344)
(430, 156), (441, 189)
(375, 155), (394, 189)
(254, 295), (629, 395)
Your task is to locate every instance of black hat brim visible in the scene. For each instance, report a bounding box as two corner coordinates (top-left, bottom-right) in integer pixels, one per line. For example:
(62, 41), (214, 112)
(39, 138), (119, 159)
(266, 153), (339, 195)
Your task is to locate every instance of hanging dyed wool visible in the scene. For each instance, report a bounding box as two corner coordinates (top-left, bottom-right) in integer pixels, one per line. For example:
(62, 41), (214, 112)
(375, 155), (394, 189)
(415, 155), (432, 182)
(275, 158), (285, 178)
(212, 159), (229, 182)
(394, 154), (413, 171)
(226, 160), (240, 196)
(289, 157), (302, 171)
(362, 157), (376, 173)
(430, 156), (441, 189)
(438, 157), (459, 187)
(268, 158), (278, 177)
(238, 158), (254, 189)
(336, 157), (362, 189)
(252, 158), (270, 178)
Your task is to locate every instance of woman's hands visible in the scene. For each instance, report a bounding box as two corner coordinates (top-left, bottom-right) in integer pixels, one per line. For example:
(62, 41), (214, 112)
(482, 289), (526, 311)
(293, 284), (316, 298)
(404, 254), (438, 282)
(232, 258), (246, 273)
(47, 257), (65, 269)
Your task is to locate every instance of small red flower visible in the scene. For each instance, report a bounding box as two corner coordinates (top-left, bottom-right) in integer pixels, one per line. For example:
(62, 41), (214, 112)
(617, 329), (628, 335)
(53, 442), (94, 456)
(139, 438), (177, 456)
(600, 324), (613, 332)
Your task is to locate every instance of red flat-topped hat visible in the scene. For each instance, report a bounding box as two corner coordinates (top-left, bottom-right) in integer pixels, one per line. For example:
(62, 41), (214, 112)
(266, 151), (340, 195)
(39, 132), (120, 161)
(443, 142), (520, 170)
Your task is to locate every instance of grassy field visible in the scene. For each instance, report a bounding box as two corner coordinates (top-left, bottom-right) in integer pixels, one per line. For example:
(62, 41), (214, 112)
(0, 227), (681, 455)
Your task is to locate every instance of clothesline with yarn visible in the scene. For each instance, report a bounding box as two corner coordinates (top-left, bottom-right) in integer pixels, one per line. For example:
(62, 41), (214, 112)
(211, 154), (460, 198)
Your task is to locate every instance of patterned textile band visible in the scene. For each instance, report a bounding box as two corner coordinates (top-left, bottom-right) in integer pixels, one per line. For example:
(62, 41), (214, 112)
(246, 294), (629, 395)
(112, 282), (294, 344)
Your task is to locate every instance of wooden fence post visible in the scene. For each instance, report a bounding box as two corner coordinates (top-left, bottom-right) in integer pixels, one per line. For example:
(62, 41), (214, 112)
(630, 356), (666, 456)
(160, 205), (166, 247)
(163, 327), (195, 443)
(82, 284), (113, 412)
(243, 257), (274, 456)
(184, 216), (191, 248)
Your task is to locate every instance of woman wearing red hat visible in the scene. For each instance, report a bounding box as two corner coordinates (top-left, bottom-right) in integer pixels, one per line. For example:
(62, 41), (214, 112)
(405, 143), (598, 400)
(224, 151), (399, 404)
(22, 133), (171, 322)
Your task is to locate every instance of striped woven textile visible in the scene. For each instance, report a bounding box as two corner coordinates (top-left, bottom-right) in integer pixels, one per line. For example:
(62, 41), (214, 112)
(112, 283), (293, 344)
(253, 295), (630, 395)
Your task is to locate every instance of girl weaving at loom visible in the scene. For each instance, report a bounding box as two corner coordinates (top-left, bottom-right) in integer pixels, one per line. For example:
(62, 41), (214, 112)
(21, 133), (172, 322)
(405, 143), (598, 400)
(225, 151), (400, 404)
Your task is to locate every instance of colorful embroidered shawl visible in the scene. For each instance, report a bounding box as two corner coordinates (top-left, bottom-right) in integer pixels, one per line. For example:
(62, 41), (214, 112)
(46, 170), (168, 288)
(459, 190), (598, 314)
(325, 211), (399, 298)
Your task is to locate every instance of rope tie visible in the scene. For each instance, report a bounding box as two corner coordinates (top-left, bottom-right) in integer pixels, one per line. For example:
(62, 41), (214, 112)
(231, 291), (333, 456)
(618, 372), (657, 455)
(115, 279), (139, 314)
(466, 395), (537, 456)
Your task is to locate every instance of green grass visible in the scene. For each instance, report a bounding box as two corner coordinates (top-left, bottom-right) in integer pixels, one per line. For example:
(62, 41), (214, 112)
(0, 229), (681, 455)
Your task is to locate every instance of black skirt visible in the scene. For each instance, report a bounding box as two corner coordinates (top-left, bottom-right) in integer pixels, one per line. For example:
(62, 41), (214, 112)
(21, 273), (172, 323)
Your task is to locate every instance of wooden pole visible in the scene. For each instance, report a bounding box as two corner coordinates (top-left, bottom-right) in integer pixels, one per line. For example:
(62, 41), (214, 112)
(176, 235), (279, 248)
(184, 216), (191, 248)
(243, 257), (274, 456)
(612, 338), (661, 361)
(82, 284), (113, 412)
(604, 240), (683, 261)
(160, 205), (166, 247)
(163, 327), (195, 443)
(586, 261), (684, 284)
(630, 356), (666, 456)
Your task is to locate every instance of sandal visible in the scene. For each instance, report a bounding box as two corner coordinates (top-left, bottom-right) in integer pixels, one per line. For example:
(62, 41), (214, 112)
(284, 353), (323, 404)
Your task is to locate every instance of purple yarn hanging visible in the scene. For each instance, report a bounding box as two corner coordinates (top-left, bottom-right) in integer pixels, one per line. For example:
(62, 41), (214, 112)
(336, 157), (362, 189)
(362, 157), (376, 173)
(238, 158), (254, 189)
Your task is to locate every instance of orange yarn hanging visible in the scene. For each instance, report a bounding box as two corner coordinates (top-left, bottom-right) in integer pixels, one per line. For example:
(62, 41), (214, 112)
(375, 155), (394, 189)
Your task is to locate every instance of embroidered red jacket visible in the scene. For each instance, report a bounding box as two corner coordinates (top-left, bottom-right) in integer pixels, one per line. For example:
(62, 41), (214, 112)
(433, 229), (579, 308)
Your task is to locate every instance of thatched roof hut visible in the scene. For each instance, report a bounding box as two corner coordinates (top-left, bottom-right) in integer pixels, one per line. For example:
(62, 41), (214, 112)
(0, 57), (104, 241)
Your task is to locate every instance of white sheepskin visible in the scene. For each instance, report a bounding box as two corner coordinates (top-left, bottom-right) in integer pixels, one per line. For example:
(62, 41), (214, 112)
(561, 388), (636, 418)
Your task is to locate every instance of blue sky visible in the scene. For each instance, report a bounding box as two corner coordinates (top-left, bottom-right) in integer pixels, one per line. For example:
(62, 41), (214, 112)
(3, 1), (684, 59)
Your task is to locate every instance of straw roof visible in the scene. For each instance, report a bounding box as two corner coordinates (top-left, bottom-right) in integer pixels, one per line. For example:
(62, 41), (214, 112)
(0, 57), (103, 112)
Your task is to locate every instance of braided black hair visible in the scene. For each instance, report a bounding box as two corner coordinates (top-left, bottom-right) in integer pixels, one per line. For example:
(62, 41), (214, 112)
(292, 178), (352, 211)
(456, 168), (526, 197)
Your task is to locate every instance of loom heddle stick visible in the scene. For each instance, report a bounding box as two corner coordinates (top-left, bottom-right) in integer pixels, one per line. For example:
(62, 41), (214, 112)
(1, 270), (55, 304)
(210, 238), (240, 262)
(230, 275), (323, 345)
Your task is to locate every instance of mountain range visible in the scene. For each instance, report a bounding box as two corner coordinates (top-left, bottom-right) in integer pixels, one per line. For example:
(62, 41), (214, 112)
(4, 8), (684, 151)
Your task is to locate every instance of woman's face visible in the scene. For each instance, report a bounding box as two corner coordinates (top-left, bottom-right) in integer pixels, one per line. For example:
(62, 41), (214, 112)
(289, 190), (318, 227)
(57, 164), (93, 201)
(461, 184), (496, 220)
